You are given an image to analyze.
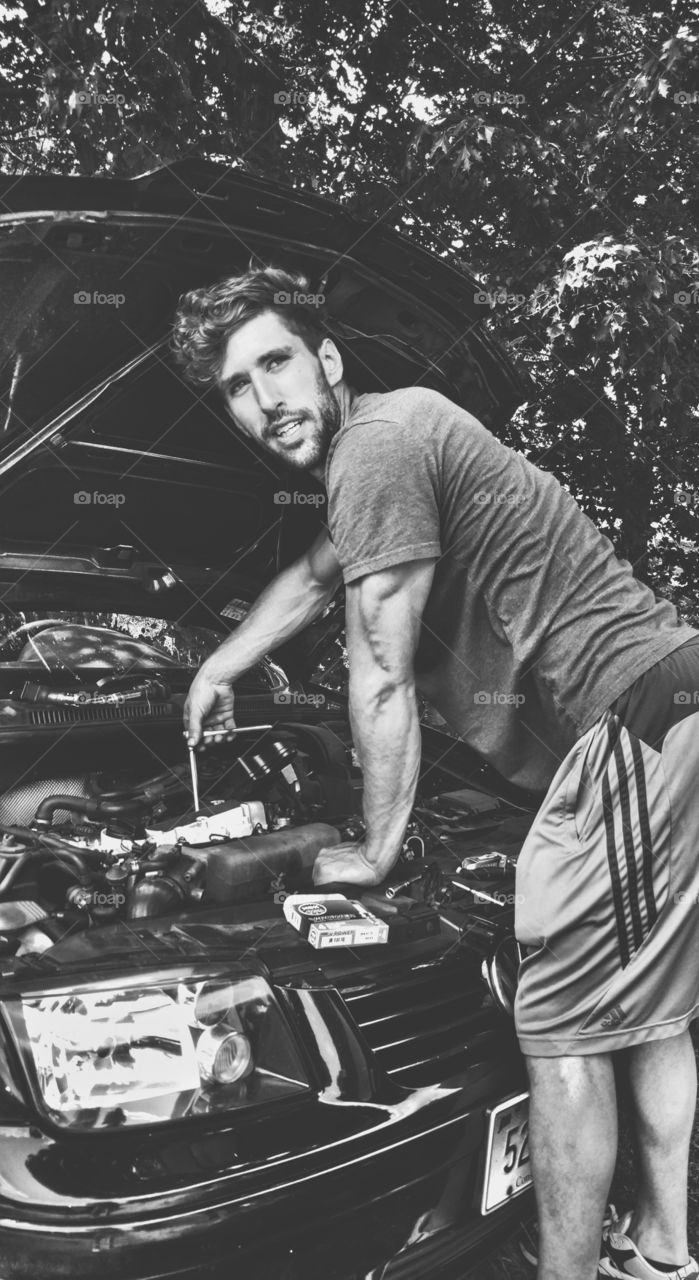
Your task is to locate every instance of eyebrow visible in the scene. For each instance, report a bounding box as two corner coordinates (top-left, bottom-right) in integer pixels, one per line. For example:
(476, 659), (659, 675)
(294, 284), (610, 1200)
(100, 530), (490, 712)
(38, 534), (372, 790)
(220, 344), (295, 394)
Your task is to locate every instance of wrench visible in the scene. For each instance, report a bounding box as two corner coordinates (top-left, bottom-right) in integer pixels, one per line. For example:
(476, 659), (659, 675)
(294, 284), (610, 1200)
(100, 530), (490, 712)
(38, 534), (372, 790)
(182, 725), (272, 741)
(183, 726), (273, 814)
(187, 744), (200, 814)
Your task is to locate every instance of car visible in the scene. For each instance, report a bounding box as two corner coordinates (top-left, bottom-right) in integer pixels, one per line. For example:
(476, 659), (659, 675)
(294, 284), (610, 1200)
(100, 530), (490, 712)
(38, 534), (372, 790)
(0, 160), (539, 1279)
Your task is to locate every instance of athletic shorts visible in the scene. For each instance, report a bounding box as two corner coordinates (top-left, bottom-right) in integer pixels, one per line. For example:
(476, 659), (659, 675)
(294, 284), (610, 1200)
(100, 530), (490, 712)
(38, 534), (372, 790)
(514, 633), (699, 1056)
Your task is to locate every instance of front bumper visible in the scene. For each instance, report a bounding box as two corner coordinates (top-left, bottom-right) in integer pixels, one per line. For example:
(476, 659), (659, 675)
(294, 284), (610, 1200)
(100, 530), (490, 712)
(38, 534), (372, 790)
(0, 1077), (532, 1280)
(0, 908), (533, 1279)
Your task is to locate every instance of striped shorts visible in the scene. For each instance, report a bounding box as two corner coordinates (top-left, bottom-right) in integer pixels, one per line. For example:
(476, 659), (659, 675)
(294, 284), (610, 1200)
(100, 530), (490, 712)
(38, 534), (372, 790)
(514, 634), (699, 1056)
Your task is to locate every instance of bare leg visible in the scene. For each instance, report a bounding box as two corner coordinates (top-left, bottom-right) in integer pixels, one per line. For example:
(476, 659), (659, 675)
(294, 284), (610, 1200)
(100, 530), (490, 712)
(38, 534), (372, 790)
(624, 1031), (697, 1266)
(526, 1053), (617, 1280)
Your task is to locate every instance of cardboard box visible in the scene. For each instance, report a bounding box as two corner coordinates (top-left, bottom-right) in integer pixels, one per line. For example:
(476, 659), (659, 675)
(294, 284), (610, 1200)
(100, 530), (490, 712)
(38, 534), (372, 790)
(283, 893), (389, 948)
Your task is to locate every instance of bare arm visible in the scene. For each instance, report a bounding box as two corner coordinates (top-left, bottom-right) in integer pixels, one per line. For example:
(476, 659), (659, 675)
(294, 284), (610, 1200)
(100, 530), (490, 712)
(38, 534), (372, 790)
(206, 527), (342, 682)
(185, 529), (342, 743)
(314, 557), (436, 886)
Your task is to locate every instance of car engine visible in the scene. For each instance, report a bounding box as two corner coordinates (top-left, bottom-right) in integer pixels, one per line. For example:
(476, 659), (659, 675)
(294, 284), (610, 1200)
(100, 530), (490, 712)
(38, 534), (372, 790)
(0, 713), (370, 954)
(0, 619), (534, 995)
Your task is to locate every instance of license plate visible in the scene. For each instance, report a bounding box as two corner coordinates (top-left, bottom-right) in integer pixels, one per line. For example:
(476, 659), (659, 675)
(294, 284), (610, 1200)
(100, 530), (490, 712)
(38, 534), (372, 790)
(480, 1091), (532, 1214)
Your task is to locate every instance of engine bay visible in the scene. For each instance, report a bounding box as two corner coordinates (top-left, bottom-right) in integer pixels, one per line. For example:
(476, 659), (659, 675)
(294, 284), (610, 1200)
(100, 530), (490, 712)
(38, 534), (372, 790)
(0, 618), (535, 1005)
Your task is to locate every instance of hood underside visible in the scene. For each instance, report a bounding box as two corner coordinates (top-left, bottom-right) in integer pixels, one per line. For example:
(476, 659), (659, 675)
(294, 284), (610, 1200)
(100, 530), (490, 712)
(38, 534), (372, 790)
(0, 161), (530, 616)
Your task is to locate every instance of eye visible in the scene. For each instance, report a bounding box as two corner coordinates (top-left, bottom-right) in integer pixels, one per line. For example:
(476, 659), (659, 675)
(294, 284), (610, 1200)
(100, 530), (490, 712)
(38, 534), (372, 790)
(267, 353), (288, 371)
(227, 379), (246, 397)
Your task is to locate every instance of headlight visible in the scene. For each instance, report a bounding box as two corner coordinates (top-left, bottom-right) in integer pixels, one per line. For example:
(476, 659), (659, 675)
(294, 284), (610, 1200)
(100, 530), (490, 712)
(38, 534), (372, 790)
(4, 966), (310, 1131)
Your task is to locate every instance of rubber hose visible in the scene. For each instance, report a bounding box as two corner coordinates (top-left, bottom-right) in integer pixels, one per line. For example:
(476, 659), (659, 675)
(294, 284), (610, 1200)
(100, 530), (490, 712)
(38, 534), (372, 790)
(33, 794), (155, 828)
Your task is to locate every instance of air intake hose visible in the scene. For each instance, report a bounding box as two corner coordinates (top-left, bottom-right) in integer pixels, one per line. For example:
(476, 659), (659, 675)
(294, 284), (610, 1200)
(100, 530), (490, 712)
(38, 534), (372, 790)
(33, 794), (154, 830)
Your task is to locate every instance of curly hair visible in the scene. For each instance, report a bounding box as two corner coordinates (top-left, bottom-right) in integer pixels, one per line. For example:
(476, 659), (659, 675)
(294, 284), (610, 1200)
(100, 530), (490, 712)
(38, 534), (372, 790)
(170, 265), (329, 387)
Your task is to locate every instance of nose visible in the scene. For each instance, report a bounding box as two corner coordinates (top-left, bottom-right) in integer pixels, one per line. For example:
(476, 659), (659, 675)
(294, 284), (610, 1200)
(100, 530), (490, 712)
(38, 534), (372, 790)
(252, 371), (284, 418)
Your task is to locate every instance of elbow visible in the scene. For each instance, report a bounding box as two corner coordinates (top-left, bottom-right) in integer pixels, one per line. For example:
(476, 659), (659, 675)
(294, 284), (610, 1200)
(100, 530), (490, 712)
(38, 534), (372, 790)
(305, 568), (341, 608)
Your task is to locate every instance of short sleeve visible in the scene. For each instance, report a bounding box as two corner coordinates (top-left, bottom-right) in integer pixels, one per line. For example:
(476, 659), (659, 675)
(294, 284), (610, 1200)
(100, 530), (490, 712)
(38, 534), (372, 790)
(326, 416), (442, 584)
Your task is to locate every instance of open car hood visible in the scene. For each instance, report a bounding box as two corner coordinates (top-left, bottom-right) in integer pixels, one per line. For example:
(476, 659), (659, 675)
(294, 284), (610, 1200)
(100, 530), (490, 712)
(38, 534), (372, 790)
(0, 161), (530, 653)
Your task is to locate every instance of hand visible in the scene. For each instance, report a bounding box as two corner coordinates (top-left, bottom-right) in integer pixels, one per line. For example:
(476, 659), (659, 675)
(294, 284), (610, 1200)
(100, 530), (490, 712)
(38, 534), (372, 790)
(184, 667), (237, 748)
(313, 841), (388, 888)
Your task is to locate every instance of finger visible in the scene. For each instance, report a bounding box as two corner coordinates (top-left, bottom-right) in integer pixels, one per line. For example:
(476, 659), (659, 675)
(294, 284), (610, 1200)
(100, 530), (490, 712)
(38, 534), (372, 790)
(209, 716), (237, 733)
(203, 717), (237, 745)
(200, 723), (227, 746)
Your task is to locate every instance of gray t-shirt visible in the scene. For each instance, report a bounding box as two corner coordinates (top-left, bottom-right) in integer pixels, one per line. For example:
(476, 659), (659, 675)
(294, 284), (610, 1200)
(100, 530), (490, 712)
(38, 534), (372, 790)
(324, 387), (698, 792)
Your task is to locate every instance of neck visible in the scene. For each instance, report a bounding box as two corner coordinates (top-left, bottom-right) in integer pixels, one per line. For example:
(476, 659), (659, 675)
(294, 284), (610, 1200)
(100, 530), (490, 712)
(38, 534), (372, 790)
(309, 380), (355, 483)
(335, 379), (355, 428)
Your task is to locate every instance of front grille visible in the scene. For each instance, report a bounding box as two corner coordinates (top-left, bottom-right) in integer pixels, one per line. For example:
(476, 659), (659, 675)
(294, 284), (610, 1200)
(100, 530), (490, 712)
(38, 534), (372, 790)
(338, 957), (506, 1088)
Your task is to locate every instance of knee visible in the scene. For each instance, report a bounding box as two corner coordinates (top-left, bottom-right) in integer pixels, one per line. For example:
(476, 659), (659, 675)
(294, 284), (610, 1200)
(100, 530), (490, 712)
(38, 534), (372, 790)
(526, 1053), (614, 1095)
(633, 1103), (690, 1150)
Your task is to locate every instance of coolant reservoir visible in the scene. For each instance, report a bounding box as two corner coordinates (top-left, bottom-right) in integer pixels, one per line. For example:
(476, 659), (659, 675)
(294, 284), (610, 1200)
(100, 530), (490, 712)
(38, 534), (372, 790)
(203, 823), (342, 904)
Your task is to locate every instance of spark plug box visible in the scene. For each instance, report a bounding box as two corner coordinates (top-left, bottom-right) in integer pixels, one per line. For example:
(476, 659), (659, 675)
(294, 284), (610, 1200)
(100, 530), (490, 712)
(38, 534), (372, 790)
(283, 893), (388, 948)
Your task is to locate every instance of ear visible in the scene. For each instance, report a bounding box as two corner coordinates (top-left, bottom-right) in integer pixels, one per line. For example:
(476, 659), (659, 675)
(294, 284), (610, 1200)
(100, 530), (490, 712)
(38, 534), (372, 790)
(318, 336), (344, 388)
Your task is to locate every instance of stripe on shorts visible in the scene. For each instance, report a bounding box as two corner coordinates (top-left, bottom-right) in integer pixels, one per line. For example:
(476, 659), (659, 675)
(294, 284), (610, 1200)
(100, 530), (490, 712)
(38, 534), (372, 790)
(601, 718), (630, 968)
(600, 716), (660, 968)
(629, 731), (658, 932)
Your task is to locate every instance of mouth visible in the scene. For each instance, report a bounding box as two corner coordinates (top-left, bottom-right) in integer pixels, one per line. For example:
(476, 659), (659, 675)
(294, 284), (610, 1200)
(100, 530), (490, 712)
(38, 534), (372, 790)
(272, 417), (305, 444)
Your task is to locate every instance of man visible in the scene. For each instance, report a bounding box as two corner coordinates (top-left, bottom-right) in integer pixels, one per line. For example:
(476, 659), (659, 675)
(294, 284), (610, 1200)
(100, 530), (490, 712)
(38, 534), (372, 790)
(172, 265), (699, 1280)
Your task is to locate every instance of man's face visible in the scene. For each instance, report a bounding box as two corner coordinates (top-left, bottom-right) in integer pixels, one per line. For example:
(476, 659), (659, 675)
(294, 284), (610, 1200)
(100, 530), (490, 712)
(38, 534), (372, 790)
(218, 310), (343, 472)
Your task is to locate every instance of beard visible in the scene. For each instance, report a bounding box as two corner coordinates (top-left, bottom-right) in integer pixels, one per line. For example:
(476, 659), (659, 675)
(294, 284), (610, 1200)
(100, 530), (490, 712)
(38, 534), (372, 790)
(259, 367), (341, 472)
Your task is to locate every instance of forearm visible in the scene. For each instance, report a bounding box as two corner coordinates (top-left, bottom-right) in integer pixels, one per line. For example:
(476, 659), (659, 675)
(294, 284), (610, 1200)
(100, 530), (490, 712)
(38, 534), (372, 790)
(350, 676), (421, 877)
(312, 558), (434, 891)
(204, 563), (335, 683)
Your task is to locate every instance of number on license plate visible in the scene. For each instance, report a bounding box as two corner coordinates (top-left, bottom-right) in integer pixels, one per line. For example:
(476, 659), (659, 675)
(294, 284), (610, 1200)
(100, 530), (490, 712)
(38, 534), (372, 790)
(480, 1091), (532, 1215)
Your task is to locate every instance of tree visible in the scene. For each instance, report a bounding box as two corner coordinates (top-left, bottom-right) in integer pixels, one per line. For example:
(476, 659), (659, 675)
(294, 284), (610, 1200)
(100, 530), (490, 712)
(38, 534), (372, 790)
(402, 8), (699, 606)
(2, 0), (698, 613)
